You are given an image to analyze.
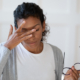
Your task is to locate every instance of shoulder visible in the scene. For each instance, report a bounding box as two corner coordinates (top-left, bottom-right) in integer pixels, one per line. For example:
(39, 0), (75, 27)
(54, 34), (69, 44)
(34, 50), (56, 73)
(47, 43), (62, 53)
(46, 43), (63, 58)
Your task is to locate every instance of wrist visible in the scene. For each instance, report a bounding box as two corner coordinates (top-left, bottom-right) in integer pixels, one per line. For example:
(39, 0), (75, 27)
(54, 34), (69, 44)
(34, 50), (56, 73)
(4, 43), (12, 50)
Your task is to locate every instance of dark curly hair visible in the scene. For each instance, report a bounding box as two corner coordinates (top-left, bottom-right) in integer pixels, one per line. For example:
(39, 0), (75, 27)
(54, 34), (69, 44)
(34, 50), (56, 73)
(13, 2), (50, 41)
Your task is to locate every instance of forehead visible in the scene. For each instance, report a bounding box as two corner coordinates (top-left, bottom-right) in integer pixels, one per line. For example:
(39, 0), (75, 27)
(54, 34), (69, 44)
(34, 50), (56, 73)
(17, 16), (41, 29)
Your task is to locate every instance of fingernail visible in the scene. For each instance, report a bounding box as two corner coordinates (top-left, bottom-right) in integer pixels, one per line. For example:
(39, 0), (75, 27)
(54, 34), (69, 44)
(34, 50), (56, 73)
(32, 29), (36, 31)
(72, 67), (74, 70)
(72, 66), (74, 69)
(29, 34), (32, 36)
(23, 21), (25, 23)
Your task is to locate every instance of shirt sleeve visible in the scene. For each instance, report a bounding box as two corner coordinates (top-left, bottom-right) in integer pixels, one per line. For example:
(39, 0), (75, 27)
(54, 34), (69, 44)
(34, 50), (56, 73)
(0, 42), (11, 76)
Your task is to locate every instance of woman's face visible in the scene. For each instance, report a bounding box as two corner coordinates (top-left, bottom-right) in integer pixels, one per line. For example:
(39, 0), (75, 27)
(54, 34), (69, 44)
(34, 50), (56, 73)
(16, 16), (45, 48)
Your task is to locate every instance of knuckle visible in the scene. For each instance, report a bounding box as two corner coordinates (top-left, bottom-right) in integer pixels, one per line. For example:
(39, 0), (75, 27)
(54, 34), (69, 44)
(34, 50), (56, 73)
(23, 33), (26, 36)
(27, 30), (32, 34)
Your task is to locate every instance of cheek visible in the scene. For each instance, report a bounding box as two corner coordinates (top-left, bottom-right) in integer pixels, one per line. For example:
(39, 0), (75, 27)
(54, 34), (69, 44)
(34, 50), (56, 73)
(34, 31), (43, 39)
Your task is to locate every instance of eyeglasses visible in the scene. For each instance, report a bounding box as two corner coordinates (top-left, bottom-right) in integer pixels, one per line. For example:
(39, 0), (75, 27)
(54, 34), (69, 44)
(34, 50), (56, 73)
(62, 52), (80, 75)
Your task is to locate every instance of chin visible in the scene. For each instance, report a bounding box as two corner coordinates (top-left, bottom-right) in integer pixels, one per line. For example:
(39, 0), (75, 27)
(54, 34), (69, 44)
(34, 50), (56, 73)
(23, 40), (42, 47)
(28, 41), (41, 48)
(29, 42), (38, 47)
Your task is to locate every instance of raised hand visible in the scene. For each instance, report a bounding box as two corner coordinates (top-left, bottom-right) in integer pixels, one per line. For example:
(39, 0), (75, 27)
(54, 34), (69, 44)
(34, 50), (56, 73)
(4, 21), (36, 50)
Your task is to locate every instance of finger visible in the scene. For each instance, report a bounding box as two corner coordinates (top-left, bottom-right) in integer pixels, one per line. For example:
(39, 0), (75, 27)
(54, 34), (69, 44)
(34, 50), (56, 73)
(65, 68), (71, 75)
(8, 25), (13, 39)
(20, 29), (36, 38)
(20, 34), (32, 41)
(64, 73), (75, 80)
(78, 70), (80, 74)
(16, 21), (25, 33)
(70, 69), (78, 80)
(70, 73), (76, 80)
(72, 66), (79, 78)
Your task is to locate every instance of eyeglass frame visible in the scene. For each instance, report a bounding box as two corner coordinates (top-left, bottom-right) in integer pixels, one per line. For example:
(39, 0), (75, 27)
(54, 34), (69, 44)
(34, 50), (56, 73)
(62, 52), (80, 75)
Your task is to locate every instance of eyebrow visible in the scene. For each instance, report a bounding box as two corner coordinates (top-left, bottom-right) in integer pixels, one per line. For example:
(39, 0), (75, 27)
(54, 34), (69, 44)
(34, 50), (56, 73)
(22, 24), (40, 30)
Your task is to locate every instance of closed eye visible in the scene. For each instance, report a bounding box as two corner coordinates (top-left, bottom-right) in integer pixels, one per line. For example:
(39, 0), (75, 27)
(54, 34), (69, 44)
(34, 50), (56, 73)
(36, 29), (39, 31)
(22, 29), (27, 32)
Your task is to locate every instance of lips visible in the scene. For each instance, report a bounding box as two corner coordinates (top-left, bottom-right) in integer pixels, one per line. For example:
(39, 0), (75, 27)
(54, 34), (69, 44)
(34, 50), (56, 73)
(29, 42), (36, 44)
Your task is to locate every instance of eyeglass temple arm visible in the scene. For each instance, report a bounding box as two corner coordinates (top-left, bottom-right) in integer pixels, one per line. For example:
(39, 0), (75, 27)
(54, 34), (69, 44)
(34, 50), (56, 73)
(63, 52), (65, 68)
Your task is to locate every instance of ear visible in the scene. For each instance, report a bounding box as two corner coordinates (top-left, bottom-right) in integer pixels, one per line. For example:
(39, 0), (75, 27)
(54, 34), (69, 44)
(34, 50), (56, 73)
(42, 21), (45, 32)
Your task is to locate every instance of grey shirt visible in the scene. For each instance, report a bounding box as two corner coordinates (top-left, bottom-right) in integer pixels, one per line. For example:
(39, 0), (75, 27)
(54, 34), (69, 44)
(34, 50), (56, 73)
(0, 42), (63, 80)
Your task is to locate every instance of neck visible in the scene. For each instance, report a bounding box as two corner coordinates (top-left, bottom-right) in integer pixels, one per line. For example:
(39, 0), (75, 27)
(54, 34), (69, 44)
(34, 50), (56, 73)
(21, 41), (43, 54)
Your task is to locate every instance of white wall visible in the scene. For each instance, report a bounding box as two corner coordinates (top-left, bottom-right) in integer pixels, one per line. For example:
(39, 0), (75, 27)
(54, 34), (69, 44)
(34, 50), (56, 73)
(0, 0), (80, 69)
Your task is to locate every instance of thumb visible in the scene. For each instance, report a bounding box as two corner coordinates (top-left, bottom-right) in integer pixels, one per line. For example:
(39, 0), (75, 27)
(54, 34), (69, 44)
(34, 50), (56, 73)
(66, 69), (71, 75)
(8, 25), (13, 39)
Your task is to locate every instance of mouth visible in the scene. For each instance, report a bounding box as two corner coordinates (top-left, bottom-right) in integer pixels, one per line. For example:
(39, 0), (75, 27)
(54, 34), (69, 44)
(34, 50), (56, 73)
(29, 42), (37, 45)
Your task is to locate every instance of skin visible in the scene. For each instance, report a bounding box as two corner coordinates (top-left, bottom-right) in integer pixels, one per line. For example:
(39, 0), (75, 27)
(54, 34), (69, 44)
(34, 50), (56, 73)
(16, 16), (46, 53)
(64, 66), (79, 80)
(4, 16), (45, 54)
(4, 16), (79, 79)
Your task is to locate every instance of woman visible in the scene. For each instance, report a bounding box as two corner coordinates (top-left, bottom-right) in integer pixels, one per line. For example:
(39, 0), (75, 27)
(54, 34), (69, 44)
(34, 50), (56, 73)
(0, 2), (79, 80)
